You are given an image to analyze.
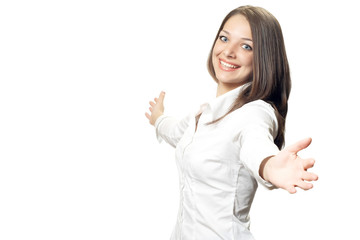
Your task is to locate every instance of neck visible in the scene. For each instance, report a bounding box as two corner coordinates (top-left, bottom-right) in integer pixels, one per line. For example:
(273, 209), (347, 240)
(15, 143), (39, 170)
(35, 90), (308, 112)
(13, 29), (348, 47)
(216, 82), (243, 97)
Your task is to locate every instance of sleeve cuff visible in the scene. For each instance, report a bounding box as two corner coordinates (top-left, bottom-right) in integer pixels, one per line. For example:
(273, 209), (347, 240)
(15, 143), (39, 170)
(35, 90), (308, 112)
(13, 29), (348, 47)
(241, 141), (280, 189)
(154, 115), (167, 143)
(254, 147), (279, 189)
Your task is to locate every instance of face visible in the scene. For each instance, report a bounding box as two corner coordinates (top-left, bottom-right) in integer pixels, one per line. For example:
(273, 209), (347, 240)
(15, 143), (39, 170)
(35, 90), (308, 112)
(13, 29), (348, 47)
(212, 14), (253, 92)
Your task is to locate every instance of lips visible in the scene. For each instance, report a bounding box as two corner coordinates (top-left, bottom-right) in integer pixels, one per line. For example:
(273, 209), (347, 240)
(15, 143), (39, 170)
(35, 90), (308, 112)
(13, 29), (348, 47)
(219, 59), (240, 72)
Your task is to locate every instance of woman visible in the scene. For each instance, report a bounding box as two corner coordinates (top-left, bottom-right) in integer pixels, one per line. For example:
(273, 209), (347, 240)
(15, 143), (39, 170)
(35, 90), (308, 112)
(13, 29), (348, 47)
(145, 5), (318, 240)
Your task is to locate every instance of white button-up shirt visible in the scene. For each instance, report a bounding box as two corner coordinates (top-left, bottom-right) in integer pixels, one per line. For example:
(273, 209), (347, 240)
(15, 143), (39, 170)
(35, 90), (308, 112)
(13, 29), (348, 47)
(155, 85), (279, 240)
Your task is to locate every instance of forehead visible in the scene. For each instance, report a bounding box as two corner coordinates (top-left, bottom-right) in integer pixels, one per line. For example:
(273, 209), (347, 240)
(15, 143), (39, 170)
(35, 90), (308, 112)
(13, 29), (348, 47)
(222, 14), (252, 39)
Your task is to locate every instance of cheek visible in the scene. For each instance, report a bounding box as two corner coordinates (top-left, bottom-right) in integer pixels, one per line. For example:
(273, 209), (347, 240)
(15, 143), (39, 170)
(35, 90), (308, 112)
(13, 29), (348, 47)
(212, 41), (222, 58)
(212, 45), (222, 69)
(211, 51), (216, 64)
(211, 52), (218, 70)
(247, 57), (253, 66)
(241, 54), (253, 68)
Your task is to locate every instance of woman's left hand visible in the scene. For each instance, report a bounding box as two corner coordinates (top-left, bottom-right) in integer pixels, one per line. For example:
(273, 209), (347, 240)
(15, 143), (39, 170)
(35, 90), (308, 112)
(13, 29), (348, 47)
(260, 137), (319, 194)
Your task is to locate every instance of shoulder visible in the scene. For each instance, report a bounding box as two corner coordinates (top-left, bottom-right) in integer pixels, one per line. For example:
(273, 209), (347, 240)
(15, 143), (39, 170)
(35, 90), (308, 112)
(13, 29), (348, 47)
(242, 100), (276, 119)
(232, 100), (278, 132)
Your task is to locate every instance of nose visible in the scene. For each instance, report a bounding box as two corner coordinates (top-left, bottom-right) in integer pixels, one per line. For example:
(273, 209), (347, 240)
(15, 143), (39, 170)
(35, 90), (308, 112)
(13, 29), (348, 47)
(223, 43), (236, 59)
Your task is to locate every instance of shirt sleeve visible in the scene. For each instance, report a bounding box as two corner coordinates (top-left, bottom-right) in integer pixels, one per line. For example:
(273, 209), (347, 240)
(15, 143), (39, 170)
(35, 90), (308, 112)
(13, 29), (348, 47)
(154, 113), (192, 148)
(237, 100), (280, 189)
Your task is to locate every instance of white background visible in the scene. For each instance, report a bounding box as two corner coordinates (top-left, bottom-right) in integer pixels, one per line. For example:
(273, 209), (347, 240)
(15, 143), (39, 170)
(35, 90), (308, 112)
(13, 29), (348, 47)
(1, 0), (359, 239)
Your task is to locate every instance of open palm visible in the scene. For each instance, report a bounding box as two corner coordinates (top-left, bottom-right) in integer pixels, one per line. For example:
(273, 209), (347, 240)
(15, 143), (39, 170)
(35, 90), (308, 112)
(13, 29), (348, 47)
(262, 138), (318, 194)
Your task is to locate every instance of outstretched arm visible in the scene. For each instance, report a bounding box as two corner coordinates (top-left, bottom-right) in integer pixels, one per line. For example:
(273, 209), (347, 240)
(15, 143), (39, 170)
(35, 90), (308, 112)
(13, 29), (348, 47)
(145, 91), (165, 126)
(145, 91), (191, 147)
(259, 137), (319, 194)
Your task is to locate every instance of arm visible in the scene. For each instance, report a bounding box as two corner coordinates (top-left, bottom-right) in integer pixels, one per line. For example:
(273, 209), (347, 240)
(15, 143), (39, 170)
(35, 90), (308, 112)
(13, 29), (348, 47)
(145, 91), (190, 147)
(238, 101), (281, 188)
(238, 101), (318, 193)
(259, 137), (319, 194)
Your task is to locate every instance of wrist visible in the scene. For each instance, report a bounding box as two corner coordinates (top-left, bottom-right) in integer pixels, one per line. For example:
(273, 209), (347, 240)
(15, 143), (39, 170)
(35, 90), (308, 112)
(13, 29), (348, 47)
(154, 114), (165, 127)
(259, 156), (274, 183)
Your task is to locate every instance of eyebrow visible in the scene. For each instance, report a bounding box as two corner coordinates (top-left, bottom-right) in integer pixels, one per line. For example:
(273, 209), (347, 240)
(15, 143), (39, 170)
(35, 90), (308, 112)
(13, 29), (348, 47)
(221, 30), (253, 42)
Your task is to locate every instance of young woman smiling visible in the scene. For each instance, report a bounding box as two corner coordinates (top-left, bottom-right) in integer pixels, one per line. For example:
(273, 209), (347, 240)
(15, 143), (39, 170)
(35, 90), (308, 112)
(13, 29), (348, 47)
(145, 5), (318, 240)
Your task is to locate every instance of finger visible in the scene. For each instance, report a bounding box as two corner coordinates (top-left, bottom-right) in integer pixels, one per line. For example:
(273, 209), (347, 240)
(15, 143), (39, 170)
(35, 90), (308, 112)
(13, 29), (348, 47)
(158, 91), (165, 102)
(296, 180), (313, 191)
(145, 112), (151, 120)
(287, 186), (297, 194)
(154, 97), (158, 103)
(149, 101), (155, 107)
(302, 158), (315, 170)
(149, 107), (153, 112)
(285, 137), (312, 154)
(302, 171), (319, 182)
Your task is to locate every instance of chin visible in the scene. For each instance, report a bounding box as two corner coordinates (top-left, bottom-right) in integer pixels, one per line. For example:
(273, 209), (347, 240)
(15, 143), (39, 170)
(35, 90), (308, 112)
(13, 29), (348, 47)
(217, 77), (246, 86)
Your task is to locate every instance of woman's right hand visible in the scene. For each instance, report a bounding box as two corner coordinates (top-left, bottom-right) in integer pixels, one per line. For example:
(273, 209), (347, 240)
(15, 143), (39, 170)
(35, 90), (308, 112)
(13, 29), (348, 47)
(145, 91), (165, 126)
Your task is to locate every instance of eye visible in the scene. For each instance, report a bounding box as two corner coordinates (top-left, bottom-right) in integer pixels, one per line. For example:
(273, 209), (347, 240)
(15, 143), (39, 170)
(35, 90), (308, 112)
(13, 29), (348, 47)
(219, 35), (228, 42)
(242, 44), (252, 51)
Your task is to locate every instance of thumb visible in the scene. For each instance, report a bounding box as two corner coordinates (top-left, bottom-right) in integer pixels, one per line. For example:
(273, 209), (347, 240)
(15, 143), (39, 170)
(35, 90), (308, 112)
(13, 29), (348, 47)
(285, 137), (312, 154)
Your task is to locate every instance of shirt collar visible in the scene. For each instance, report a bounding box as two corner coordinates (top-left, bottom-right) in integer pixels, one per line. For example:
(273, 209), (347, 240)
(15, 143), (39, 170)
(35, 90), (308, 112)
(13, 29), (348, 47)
(199, 83), (250, 121)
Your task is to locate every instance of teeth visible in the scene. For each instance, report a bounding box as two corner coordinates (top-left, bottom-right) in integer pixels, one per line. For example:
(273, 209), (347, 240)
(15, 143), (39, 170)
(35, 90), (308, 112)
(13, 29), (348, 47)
(220, 60), (239, 69)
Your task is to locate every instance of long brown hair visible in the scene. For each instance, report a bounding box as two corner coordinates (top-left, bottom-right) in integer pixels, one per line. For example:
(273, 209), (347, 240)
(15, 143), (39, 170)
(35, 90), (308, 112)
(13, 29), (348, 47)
(207, 5), (291, 149)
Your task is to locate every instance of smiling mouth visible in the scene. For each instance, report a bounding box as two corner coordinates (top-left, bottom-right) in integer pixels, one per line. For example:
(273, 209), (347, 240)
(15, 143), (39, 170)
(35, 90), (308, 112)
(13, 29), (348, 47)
(219, 59), (240, 71)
